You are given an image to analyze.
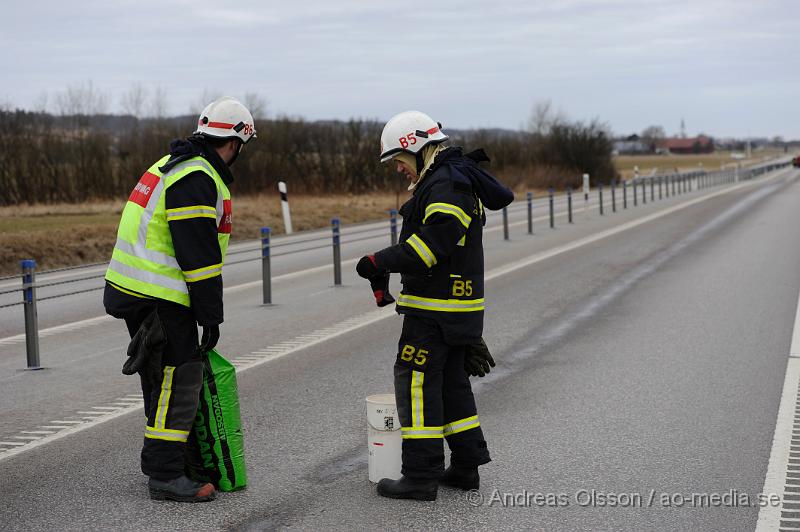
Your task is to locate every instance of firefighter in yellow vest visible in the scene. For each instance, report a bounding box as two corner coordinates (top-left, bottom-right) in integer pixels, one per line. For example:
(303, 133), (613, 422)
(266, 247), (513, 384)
(103, 97), (255, 502)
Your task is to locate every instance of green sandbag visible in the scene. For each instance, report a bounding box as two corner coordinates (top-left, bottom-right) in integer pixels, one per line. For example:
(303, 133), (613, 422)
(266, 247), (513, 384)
(185, 348), (247, 491)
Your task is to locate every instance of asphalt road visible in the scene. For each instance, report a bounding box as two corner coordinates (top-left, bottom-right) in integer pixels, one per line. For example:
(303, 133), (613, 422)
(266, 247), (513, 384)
(0, 164), (797, 531)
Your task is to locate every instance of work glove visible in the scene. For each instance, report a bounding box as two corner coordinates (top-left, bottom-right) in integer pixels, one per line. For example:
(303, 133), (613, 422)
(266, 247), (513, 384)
(123, 309), (166, 387)
(356, 255), (395, 307)
(464, 338), (495, 377)
(199, 324), (220, 354)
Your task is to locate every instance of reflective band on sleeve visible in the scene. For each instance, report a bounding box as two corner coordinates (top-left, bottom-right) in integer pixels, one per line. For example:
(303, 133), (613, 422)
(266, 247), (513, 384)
(397, 293), (484, 313)
(406, 234), (436, 268)
(183, 263), (223, 282)
(401, 426), (444, 439)
(411, 370), (424, 427)
(166, 205), (217, 222)
(443, 415), (480, 436)
(423, 202), (472, 229)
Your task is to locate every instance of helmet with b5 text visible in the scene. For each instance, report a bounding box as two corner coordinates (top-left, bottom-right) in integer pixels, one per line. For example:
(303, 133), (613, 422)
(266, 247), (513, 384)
(379, 110), (448, 163)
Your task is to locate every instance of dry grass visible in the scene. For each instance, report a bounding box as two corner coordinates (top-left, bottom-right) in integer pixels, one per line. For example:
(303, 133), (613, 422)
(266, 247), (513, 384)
(614, 149), (785, 179)
(0, 193), (405, 276)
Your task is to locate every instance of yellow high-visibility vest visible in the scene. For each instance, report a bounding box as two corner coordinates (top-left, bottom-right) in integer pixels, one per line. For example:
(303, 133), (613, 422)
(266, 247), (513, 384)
(105, 155), (231, 306)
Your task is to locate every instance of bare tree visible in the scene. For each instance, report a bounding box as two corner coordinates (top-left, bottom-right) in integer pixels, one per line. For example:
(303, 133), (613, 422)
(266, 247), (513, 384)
(149, 85), (168, 119)
(55, 81), (109, 116)
(528, 99), (566, 136)
(33, 92), (49, 113)
(121, 82), (148, 117)
(640, 125), (666, 141)
(189, 88), (223, 115)
(243, 92), (268, 120)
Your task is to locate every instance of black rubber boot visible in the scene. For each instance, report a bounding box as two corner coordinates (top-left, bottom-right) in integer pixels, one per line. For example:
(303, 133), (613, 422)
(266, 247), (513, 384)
(439, 464), (479, 490)
(376, 476), (438, 501)
(148, 475), (216, 502)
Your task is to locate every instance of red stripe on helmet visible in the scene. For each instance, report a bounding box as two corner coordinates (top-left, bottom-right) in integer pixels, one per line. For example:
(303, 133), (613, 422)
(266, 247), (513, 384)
(426, 126), (440, 135)
(207, 121), (235, 129)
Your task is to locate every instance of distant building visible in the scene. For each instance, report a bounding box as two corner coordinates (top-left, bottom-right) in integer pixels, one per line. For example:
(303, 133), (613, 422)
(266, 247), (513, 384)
(613, 134), (651, 155)
(656, 135), (714, 154)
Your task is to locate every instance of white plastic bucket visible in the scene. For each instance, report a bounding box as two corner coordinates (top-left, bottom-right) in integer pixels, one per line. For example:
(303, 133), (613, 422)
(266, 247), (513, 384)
(366, 393), (402, 483)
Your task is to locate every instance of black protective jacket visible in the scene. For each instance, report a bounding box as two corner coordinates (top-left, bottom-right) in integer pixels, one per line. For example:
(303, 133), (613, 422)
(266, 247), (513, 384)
(374, 147), (513, 344)
(104, 136), (234, 326)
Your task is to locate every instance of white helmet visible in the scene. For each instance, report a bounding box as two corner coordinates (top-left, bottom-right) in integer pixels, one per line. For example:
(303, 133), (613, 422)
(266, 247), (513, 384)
(195, 96), (257, 144)
(379, 110), (449, 162)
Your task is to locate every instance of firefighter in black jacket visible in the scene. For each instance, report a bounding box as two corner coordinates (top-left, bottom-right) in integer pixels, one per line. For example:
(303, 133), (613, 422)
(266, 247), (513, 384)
(357, 111), (514, 500)
(104, 97), (255, 502)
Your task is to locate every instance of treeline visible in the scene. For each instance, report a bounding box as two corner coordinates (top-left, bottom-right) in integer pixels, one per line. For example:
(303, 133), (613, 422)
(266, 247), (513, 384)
(0, 108), (617, 205)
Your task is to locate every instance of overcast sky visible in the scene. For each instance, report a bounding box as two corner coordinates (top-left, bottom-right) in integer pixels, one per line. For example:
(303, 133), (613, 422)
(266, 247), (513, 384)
(2, 0), (798, 138)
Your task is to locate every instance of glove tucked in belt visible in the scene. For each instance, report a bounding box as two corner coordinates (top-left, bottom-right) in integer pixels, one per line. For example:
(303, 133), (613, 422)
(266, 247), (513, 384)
(123, 309), (166, 386)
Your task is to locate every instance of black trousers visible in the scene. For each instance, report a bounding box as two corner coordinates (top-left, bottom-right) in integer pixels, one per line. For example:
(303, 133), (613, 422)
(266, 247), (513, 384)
(122, 300), (202, 480)
(394, 314), (491, 479)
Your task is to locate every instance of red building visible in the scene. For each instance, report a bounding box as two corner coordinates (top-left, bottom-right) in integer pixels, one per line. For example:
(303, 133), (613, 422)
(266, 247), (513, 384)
(656, 135), (714, 154)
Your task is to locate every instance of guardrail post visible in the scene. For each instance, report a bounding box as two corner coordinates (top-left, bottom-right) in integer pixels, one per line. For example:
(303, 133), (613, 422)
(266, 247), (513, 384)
(658, 176), (663, 199)
(389, 209), (398, 246)
(549, 188), (555, 229)
(623, 181), (627, 209)
(261, 227), (271, 305)
(598, 183), (604, 216)
(526, 192), (533, 234)
(21, 259), (40, 370)
(671, 175), (676, 196)
(332, 217), (342, 286)
(567, 188), (573, 223)
(502, 206), (509, 241)
(611, 180), (617, 213)
(633, 180), (638, 207)
(650, 178), (655, 202)
(278, 181), (293, 235)
(642, 179), (647, 204)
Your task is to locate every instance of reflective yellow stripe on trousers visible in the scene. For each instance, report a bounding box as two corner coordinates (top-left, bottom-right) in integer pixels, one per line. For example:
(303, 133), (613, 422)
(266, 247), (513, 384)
(443, 415), (480, 436)
(401, 370), (443, 439)
(145, 365), (190, 442)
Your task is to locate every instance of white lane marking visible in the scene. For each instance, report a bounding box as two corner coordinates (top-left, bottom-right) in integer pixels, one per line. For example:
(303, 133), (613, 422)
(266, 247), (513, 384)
(0, 170), (790, 463)
(20, 431), (54, 435)
(756, 286), (800, 531)
(0, 315), (114, 346)
(0, 441), (26, 446)
(12, 436), (42, 440)
(40, 426), (71, 430)
(49, 420), (83, 424)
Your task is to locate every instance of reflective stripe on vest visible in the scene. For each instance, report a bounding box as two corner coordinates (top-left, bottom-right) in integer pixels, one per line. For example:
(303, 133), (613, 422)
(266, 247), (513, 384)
(105, 155), (230, 306)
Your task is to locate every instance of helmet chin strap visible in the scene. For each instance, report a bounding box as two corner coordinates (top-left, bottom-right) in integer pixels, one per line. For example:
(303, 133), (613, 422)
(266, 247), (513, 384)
(226, 141), (244, 166)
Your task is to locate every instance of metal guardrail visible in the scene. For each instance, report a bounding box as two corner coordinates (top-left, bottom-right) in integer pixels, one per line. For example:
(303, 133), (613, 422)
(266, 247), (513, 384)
(2, 159), (792, 368)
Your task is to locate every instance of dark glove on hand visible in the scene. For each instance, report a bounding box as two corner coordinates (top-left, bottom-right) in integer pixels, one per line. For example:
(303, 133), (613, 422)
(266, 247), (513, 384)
(357, 255), (394, 306)
(199, 324), (220, 354)
(464, 338), (496, 377)
(356, 255), (380, 279)
(370, 272), (395, 307)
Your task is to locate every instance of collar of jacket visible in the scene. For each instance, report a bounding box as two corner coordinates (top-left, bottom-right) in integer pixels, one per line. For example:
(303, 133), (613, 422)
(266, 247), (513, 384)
(411, 146), (463, 196)
(159, 136), (235, 185)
